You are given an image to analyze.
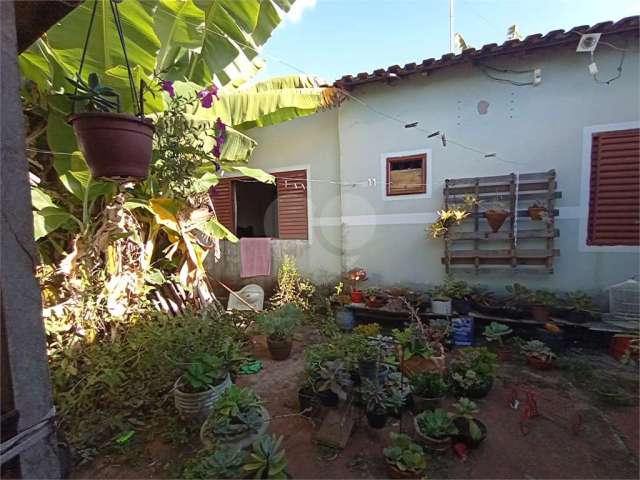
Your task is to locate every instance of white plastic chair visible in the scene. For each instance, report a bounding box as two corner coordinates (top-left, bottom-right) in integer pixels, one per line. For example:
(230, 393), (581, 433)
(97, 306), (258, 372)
(226, 284), (264, 311)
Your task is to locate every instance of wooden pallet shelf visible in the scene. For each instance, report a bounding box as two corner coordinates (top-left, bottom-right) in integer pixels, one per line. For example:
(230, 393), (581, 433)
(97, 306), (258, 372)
(443, 170), (560, 274)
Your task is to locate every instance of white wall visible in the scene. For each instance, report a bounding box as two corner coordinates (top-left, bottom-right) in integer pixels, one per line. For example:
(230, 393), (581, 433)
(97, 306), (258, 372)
(337, 40), (640, 294)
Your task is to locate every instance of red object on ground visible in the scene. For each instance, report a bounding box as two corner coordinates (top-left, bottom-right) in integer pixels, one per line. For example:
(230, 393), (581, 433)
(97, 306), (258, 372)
(350, 290), (363, 303)
(453, 442), (468, 461)
(610, 334), (637, 360)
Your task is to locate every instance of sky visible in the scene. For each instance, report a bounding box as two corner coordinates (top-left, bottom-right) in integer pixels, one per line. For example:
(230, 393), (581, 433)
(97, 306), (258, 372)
(258, 0), (640, 82)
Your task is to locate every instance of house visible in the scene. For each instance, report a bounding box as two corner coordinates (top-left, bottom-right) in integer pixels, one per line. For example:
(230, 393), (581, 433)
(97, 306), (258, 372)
(207, 16), (639, 296)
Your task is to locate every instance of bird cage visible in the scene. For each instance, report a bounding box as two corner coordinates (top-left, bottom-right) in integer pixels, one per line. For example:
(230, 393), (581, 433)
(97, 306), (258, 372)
(608, 279), (640, 321)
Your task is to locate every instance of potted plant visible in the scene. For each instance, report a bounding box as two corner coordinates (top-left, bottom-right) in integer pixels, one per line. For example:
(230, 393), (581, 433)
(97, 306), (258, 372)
(483, 322), (514, 361)
(383, 433), (427, 479)
(521, 340), (556, 370)
(67, 73), (155, 180)
(531, 290), (559, 322)
(243, 435), (289, 479)
(361, 379), (391, 429)
(217, 338), (249, 382)
(528, 201), (547, 221)
(450, 398), (487, 449)
(181, 446), (246, 479)
(314, 360), (353, 407)
(346, 268), (367, 303)
(257, 304), (303, 361)
(470, 287), (502, 316)
(504, 283), (535, 318)
(449, 347), (497, 398)
(174, 353), (232, 421)
(429, 208), (470, 238)
(564, 291), (598, 323)
(409, 371), (449, 412)
(434, 275), (473, 314)
(386, 372), (411, 418)
(364, 287), (387, 308)
(200, 386), (269, 449)
(484, 201), (509, 233)
(414, 409), (458, 453)
(393, 323), (446, 376)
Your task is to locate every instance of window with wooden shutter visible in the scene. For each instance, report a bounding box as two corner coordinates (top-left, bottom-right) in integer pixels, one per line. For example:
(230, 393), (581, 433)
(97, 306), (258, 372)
(275, 170), (308, 240)
(209, 179), (235, 233)
(587, 128), (640, 246)
(386, 154), (427, 196)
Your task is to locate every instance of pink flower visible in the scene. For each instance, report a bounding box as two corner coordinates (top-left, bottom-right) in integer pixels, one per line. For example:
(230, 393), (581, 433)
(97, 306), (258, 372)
(161, 80), (174, 98)
(198, 84), (219, 108)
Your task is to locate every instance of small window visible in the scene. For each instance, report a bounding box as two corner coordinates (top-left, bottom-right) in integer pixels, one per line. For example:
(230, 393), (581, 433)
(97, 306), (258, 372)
(386, 154), (426, 196)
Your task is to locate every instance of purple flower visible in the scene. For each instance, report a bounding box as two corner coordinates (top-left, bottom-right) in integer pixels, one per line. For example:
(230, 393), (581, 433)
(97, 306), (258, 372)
(215, 135), (225, 147)
(212, 161), (221, 172)
(161, 80), (175, 98)
(215, 117), (226, 134)
(212, 144), (222, 159)
(198, 84), (219, 108)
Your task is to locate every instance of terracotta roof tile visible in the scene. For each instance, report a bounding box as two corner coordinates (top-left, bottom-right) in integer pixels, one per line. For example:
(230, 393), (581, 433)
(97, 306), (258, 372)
(335, 15), (639, 89)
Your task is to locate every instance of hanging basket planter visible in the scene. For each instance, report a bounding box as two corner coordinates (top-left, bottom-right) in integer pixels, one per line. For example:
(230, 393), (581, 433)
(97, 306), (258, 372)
(484, 209), (509, 232)
(69, 112), (155, 181)
(67, 0), (154, 182)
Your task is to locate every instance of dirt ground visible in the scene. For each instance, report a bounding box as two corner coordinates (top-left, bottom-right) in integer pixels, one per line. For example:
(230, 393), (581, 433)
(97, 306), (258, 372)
(73, 328), (639, 479)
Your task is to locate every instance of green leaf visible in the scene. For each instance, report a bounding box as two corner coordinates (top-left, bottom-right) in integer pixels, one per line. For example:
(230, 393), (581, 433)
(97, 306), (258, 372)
(189, 171), (220, 193)
(198, 217), (238, 242)
(19, 50), (52, 91)
(227, 166), (274, 184)
(115, 430), (135, 445)
(33, 207), (80, 240)
(31, 188), (56, 210)
(469, 419), (483, 441)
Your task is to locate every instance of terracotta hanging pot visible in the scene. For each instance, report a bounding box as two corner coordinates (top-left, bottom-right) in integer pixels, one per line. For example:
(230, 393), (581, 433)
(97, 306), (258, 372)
(69, 112), (155, 181)
(484, 209), (509, 232)
(528, 206), (547, 221)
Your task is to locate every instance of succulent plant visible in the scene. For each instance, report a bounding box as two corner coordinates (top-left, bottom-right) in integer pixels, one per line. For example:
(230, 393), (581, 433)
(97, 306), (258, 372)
(383, 433), (427, 473)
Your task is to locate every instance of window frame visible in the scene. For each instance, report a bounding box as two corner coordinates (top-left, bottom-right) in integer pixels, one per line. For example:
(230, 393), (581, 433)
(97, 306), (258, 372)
(380, 149), (432, 201)
(579, 122), (640, 252)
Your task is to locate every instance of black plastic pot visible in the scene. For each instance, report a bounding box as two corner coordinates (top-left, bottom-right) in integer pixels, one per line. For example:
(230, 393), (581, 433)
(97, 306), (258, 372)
(535, 328), (564, 353)
(298, 387), (315, 412)
(411, 394), (443, 413)
(317, 390), (339, 407)
(366, 410), (388, 429)
(358, 360), (378, 382)
(452, 298), (472, 315)
(267, 337), (292, 361)
(453, 417), (487, 449)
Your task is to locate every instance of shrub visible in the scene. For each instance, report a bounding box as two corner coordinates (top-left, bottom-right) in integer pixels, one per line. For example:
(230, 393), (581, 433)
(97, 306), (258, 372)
(270, 255), (315, 311)
(410, 372), (448, 398)
(256, 304), (303, 341)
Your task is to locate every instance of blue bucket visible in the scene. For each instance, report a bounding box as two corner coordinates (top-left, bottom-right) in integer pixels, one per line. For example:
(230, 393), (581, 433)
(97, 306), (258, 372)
(452, 316), (475, 346)
(335, 308), (355, 331)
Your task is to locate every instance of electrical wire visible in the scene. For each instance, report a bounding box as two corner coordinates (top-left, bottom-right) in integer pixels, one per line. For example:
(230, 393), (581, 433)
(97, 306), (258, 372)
(590, 46), (627, 85)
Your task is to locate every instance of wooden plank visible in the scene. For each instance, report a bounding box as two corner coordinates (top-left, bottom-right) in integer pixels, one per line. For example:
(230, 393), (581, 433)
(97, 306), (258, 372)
(460, 208), (559, 219)
(447, 181), (556, 195)
(446, 170), (554, 186)
(444, 249), (559, 258)
(448, 229), (559, 240)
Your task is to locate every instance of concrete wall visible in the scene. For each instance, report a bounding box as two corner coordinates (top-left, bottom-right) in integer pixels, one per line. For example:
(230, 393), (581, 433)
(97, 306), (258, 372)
(211, 39), (640, 297)
(337, 40), (640, 295)
(206, 109), (343, 292)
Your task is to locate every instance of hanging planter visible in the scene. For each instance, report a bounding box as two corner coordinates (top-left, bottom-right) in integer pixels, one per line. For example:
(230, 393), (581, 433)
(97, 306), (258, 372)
(484, 209), (509, 232)
(66, 0), (154, 182)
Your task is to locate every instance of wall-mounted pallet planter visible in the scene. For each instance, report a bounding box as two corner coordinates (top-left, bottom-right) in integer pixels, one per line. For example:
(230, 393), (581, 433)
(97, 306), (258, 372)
(442, 170), (560, 274)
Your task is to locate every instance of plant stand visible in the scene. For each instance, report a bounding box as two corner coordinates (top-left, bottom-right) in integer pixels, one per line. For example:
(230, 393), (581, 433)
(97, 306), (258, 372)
(442, 170), (561, 274)
(508, 387), (583, 436)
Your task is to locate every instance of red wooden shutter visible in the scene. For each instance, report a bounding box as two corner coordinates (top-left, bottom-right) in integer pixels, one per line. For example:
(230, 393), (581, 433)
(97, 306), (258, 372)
(209, 179), (235, 233)
(275, 170), (308, 240)
(588, 128), (640, 245)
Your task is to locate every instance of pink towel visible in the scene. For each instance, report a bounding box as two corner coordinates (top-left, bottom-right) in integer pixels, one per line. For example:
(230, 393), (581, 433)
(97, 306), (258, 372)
(240, 238), (272, 278)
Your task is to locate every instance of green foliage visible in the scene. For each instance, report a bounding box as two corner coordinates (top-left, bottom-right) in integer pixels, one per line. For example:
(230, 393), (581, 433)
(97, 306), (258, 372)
(505, 283), (535, 305)
(521, 340), (556, 361)
(360, 379), (393, 413)
(383, 433), (426, 473)
(534, 290), (560, 306)
(204, 386), (264, 439)
(314, 360), (353, 400)
(450, 347), (498, 379)
(452, 398), (483, 441)
(393, 324), (438, 360)
(353, 323), (381, 337)
(182, 447), (246, 479)
(483, 322), (513, 347)
(270, 255), (315, 311)
(66, 73), (120, 112)
(182, 353), (227, 392)
(48, 307), (248, 456)
(410, 372), (449, 398)
(257, 304), (303, 341)
(564, 291), (597, 312)
(415, 409), (458, 438)
(244, 435), (288, 480)
(433, 275), (472, 300)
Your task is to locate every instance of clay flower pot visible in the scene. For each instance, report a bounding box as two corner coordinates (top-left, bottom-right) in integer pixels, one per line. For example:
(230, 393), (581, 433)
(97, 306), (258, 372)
(401, 344), (446, 376)
(386, 461), (424, 479)
(365, 295), (387, 308)
(526, 355), (554, 370)
(531, 305), (550, 322)
(496, 348), (513, 362)
(484, 209), (509, 232)
(452, 418), (487, 449)
(351, 290), (364, 303)
(267, 337), (293, 361)
(414, 418), (452, 454)
(528, 206), (547, 220)
(69, 112), (154, 180)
